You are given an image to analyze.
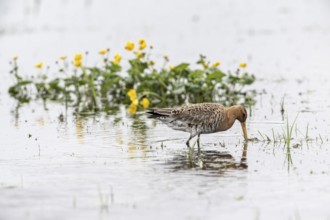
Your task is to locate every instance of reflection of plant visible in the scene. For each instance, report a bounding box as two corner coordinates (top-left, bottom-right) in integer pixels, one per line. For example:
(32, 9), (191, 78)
(8, 39), (256, 114)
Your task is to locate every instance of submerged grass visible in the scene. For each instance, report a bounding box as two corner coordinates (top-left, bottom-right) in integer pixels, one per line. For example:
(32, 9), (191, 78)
(283, 114), (298, 166)
(296, 122), (311, 142)
(256, 114), (329, 170)
(318, 134), (324, 144)
(257, 114), (325, 145)
(283, 114), (298, 150)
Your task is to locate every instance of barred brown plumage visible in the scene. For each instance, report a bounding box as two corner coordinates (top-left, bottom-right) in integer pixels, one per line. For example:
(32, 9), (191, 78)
(147, 103), (248, 148)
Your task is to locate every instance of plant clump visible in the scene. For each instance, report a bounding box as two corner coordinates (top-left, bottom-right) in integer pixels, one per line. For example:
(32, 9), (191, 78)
(8, 39), (256, 114)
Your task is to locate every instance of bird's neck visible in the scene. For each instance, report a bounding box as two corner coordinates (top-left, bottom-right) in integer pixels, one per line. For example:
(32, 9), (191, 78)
(225, 106), (239, 129)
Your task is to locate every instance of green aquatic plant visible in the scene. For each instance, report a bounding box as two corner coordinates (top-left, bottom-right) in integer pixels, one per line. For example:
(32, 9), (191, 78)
(283, 115), (298, 167)
(8, 39), (256, 114)
(272, 128), (277, 143)
(318, 134), (324, 144)
(301, 123), (311, 142)
(258, 125), (325, 145)
(283, 115), (298, 150)
(257, 130), (271, 142)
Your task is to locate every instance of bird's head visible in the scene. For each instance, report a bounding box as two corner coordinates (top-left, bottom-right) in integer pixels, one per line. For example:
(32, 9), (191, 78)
(236, 105), (248, 123)
(233, 105), (248, 141)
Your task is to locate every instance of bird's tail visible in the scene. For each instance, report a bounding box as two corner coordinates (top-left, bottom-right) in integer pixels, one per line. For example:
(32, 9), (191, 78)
(146, 108), (173, 119)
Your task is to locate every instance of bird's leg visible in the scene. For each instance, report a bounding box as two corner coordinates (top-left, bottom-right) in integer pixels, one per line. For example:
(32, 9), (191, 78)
(186, 130), (198, 148)
(186, 135), (193, 148)
(240, 142), (248, 164)
(197, 134), (201, 152)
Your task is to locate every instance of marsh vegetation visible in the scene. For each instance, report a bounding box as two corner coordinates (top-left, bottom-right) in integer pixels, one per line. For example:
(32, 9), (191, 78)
(8, 40), (256, 114)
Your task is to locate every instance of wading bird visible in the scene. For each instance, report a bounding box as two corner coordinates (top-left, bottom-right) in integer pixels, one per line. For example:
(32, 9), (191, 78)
(147, 103), (248, 148)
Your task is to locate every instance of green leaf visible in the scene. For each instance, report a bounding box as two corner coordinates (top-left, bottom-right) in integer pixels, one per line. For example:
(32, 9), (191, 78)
(128, 59), (148, 75)
(173, 63), (189, 72)
(108, 63), (122, 72)
(188, 70), (204, 81)
(207, 70), (226, 82)
(17, 80), (32, 86)
(240, 73), (255, 85)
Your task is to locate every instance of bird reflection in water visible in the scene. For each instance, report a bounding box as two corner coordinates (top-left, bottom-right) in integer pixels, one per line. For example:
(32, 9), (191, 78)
(167, 143), (248, 174)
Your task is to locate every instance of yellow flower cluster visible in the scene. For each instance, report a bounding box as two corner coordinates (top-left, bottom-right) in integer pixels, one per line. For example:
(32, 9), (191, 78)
(34, 61), (44, 69)
(138, 39), (147, 50)
(212, 61), (221, 68)
(125, 41), (135, 51)
(127, 89), (138, 114)
(239, 62), (247, 68)
(124, 39), (148, 52)
(140, 98), (150, 109)
(127, 89), (137, 102)
(99, 49), (108, 55)
(74, 53), (83, 67)
(128, 103), (138, 114)
(127, 89), (150, 113)
(113, 53), (122, 65)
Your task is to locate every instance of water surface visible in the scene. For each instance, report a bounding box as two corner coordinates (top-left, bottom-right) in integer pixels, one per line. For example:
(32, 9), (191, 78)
(1, 1), (330, 220)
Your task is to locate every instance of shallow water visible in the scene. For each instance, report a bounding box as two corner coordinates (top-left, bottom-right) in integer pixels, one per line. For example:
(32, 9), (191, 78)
(1, 1), (330, 220)
(1, 79), (330, 220)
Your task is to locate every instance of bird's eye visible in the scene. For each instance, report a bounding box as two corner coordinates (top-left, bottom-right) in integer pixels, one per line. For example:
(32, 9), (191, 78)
(243, 112), (246, 118)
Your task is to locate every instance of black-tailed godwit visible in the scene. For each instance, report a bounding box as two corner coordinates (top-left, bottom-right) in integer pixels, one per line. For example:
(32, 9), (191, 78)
(147, 103), (248, 148)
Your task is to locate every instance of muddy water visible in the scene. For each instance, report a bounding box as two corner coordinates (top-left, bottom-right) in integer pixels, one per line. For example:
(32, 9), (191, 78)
(1, 0), (330, 220)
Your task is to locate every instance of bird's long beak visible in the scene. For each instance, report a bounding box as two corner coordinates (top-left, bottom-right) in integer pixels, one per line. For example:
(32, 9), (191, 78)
(241, 122), (248, 141)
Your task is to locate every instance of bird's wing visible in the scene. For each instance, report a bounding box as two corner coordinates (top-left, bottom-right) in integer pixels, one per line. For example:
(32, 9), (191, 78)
(171, 103), (225, 125)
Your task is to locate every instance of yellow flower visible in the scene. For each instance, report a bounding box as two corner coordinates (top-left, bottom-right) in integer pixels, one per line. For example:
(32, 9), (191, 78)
(128, 102), (137, 114)
(98, 49), (107, 55)
(59, 55), (67, 60)
(138, 38), (146, 45)
(169, 65), (174, 70)
(138, 38), (147, 50)
(127, 89), (137, 102)
(132, 98), (139, 106)
(212, 61), (221, 67)
(125, 41), (135, 51)
(140, 98), (150, 109)
(74, 53), (83, 61)
(74, 60), (82, 67)
(113, 52), (121, 64)
(34, 61), (44, 69)
(135, 52), (144, 59)
(239, 62), (247, 68)
(12, 56), (18, 61)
